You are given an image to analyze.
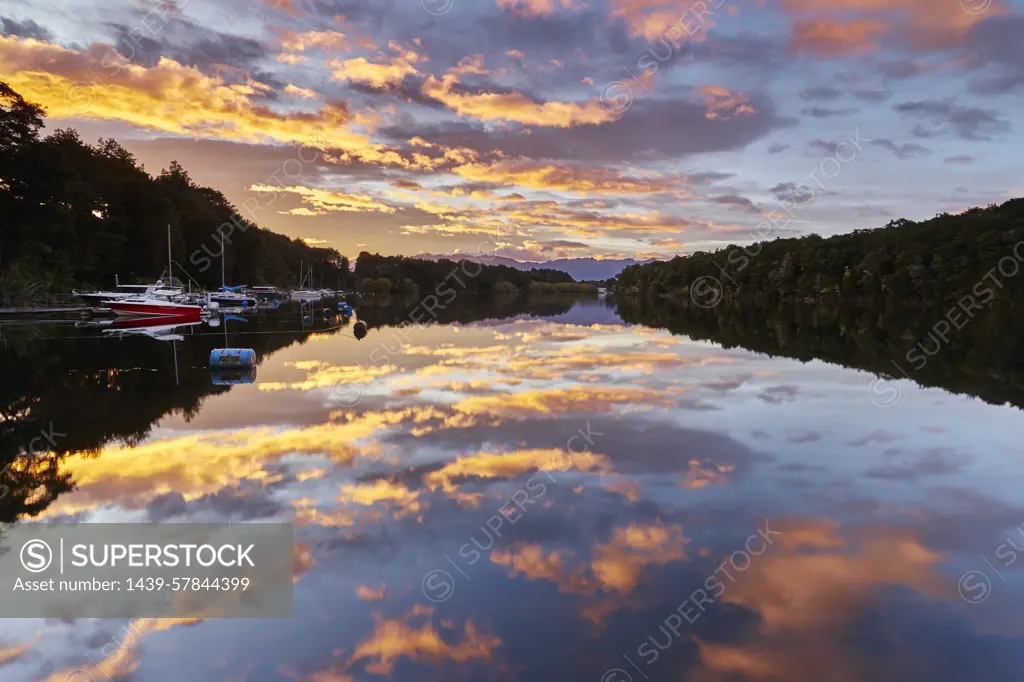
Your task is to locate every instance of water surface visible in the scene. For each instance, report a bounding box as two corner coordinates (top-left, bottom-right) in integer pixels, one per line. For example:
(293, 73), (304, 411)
(3, 298), (1024, 682)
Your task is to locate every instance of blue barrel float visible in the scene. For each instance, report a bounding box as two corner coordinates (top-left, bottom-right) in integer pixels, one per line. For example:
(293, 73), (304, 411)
(338, 302), (354, 317)
(210, 348), (257, 368)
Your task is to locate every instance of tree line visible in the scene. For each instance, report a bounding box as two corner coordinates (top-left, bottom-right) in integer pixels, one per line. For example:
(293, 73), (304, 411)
(353, 252), (595, 296)
(0, 82), (349, 298)
(617, 199), (1024, 305)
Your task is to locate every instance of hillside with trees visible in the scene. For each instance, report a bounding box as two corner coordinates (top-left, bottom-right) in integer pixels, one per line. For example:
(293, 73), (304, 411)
(618, 199), (1024, 305)
(353, 252), (596, 296)
(0, 82), (348, 298)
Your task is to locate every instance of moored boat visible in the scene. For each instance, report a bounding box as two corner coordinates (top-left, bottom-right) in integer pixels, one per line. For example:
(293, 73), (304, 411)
(107, 297), (203, 319)
(73, 281), (183, 306)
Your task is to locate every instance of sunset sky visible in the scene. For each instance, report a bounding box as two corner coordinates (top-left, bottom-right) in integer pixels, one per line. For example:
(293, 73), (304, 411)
(1, 0), (1021, 262)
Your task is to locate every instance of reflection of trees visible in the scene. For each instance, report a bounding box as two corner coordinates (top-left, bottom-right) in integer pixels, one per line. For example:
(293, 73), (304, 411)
(355, 294), (577, 328)
(616, 297), (1024, 410)
(0, 307), (342, 522)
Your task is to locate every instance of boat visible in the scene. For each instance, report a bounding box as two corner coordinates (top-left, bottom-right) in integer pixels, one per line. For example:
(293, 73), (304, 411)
(73, 280), (183, 306)
(246, 286), (289, 302)
(208, 285), (258, 308)
(208, 234), (259, 307)
(107, 297), (204, 319)
(75, 226), (185, 307)
(291, 261), (327, 301)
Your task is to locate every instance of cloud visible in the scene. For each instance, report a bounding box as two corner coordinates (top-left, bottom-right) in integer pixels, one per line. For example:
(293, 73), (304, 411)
(799, 86), (843, 102)
(329, 56), (419, 88)
(963, 16), (1024, 94)
(894, 99), (1011, 140)
(248, 184), (398, 215)
(420, 73), (618, 128)
(709, 194), (760, 214)
(789, 18), (886, 57)
(347, 608), (500, 675)
(0, 16), (52, 41)
(497, 0), (581, 19)
(780, 0), (1010, 56)
(285, 84), (318, 98)
(279, 29), (350, 52)
(801, 106), (858, 118)
(0, 36), (437, 169)
(869, 138), (932, 158)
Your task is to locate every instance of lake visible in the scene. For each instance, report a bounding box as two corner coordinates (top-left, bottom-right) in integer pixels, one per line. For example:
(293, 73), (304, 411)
(2, 296), (1024, 682)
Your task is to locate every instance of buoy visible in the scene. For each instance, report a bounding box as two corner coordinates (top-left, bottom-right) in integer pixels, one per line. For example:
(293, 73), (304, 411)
(353, 321), (367, 340)
(241, 300), (248, 308)
(273, 299), (280, 308)
(210, 348), (257, 368)
(208, 301), (220, 311)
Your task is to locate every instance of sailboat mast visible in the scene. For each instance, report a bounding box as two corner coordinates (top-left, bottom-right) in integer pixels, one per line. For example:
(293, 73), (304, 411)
(221, 232), (226, 288)
(167, 224), (173, 283)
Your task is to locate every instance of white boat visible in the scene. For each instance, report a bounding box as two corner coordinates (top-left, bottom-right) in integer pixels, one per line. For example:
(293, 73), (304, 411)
(208, 288), (258, 307)
(290, 290), (323, 301)
(73, 280), (183, 306)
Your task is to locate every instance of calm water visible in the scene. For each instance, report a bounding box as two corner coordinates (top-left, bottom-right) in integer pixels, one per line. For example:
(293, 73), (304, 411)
(3, 297), (1024, 682)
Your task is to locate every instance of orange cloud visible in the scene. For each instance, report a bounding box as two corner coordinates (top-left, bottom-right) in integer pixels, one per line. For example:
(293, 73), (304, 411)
(248, 184), (398, 215)
(0, 637), (37, 666)
(279, 29), (350, 52)
(689, 518), (952, 682)
(591, 522), (689, 593)
(0, 37), (425, 168)
(349, 608), (501, 675)
(284, 84), (318, 99)
(789, 18), (887, 57)
(337, 479), (424, 519)
(497, 0), (580, 18)
(329, 56), (419, 88)
(694, 85), (757, 120)
(355, 585), (387, 601)
(779, 0), (1010, 55)
(453, 160), (685, 195)
(421, 74), (619, 128)
(424, 447), (612, 493)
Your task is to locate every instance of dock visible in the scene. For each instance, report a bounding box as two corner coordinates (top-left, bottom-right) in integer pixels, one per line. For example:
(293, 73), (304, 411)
(0, 306), (99, 316)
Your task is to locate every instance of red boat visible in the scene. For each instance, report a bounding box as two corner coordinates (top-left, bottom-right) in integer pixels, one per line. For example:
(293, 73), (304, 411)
(107, 297), (203, 319)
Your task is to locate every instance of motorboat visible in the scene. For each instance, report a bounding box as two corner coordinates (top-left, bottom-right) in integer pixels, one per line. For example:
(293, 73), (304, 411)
(107, 296), (204, 320)
(73, 280), (183, 306)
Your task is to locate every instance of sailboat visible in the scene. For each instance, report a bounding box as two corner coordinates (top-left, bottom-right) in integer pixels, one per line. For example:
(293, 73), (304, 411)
(107, 225), (204, 319)
(291, 261), (324, 301)
(208, 233), (258, 307)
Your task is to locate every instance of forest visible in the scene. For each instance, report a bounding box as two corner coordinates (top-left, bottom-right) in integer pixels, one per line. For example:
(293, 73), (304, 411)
(618, 198), (1024, 305)
(353, 252), (596, 296)
(0, 82), (349, 298)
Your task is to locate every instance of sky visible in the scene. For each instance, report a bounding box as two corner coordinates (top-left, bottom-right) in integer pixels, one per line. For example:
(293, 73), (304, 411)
(1, 0), (1022, 262)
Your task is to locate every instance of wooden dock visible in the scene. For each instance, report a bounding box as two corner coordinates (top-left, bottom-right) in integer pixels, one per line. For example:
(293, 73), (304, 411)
(0, 306), (96, 315)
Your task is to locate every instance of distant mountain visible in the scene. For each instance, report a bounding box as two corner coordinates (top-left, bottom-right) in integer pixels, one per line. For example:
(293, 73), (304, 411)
(415, 253), (655, 281)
